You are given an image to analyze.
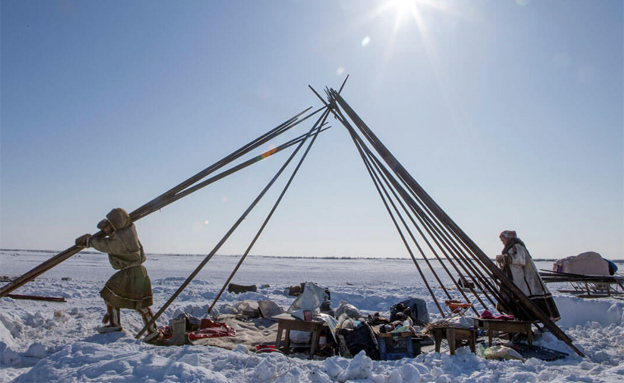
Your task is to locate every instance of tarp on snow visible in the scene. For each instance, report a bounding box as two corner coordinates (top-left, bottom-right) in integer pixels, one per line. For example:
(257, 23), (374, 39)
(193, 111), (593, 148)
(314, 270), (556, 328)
(553, 251), (610, 276)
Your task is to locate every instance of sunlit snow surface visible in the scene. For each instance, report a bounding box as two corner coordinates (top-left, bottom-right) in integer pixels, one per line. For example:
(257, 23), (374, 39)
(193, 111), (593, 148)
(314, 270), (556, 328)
(1, 250), (624, 382)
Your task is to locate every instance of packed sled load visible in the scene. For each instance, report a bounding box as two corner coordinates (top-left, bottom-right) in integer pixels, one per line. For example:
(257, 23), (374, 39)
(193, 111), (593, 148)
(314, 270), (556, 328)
(553, 251), (613, 276)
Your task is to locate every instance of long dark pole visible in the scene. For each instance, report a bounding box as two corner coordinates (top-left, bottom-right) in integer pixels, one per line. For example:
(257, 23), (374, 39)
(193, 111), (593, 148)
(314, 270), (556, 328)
(413, 207), (502, 309)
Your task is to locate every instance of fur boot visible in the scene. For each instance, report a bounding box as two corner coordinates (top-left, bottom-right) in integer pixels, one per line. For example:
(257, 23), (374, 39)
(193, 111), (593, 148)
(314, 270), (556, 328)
(140, 308), (163, 343)
(98, 305), (122, 333)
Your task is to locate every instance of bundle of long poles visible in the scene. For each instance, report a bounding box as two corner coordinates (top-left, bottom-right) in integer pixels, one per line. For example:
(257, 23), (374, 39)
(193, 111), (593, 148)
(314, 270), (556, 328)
(323, 89), (584, 357)
(308, 91), (497, 317)
(539, 270), (622, 284)
(136, 107), (332, 338)
(0, 106), (327, 298)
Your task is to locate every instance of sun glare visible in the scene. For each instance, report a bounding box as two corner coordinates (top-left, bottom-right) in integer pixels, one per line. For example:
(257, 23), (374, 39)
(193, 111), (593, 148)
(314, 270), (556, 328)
(368, 0), (448, 50)
(366, 0), (462, 130)
(378, 0), (447, 24)
(367, 0), (434, 63)
(388, 0), (418, 23)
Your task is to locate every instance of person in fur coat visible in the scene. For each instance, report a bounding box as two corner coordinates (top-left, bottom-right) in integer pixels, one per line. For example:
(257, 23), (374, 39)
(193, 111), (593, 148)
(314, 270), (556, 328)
(76, 208), (162, 342)
(496, 230), (560, 321)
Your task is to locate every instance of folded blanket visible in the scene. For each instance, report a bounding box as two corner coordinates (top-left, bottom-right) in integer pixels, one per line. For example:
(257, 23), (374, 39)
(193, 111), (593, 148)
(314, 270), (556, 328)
(188, 319), (236, 340)
(480, 309), (515, 321)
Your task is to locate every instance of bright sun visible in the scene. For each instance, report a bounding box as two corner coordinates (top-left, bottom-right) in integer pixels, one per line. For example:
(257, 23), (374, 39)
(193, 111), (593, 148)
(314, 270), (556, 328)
(364, 0), (460, 130)
(368, 0), (443, 39)
(362, 0), (453, 84)
(373, 0), (447, 30)
(388, 0), (419, 20)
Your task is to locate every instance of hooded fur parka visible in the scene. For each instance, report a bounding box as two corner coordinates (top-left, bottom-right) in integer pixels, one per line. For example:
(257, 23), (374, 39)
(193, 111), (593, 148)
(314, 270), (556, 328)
(90, 208), (153, 310)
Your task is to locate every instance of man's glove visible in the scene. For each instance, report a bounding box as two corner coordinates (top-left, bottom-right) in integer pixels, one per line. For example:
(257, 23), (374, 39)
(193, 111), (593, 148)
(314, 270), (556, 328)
(75, 234), (92, 248)
(97, 219), (110, 230)
(496, 254), (509, 264)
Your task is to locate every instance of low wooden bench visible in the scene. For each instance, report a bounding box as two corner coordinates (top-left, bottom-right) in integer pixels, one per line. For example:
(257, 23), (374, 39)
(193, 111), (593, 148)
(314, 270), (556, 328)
(275, 317), (324, 357)
(430, 327), (476, 355)
(473, 317), (536, 346)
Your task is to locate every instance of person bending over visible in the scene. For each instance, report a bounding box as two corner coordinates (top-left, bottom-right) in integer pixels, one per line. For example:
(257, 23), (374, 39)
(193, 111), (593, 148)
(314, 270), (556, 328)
(76, 208), (161, 343)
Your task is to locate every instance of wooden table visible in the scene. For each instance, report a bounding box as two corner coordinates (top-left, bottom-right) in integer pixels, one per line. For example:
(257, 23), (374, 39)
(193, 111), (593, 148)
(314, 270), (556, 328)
(430, 327), (476, 355)
(473, 318), (535, 346)
(275, 318), (324, 357)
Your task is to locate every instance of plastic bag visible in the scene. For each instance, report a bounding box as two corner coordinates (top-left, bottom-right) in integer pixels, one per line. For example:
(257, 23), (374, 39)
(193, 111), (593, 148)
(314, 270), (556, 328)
(287, 282), (329, 314)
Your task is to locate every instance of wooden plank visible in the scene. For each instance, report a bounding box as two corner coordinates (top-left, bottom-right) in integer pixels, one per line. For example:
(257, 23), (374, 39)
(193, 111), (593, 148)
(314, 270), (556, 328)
(6, 294), (67, 302)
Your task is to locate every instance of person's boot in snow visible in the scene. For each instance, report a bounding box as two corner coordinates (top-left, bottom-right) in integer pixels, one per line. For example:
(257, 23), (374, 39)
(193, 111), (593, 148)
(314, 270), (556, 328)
(98, 304), (122, 333)
(140, 308), (164, 344)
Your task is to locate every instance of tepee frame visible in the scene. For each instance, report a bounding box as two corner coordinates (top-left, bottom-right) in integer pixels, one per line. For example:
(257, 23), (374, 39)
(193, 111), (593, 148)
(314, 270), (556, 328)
(0, 81), (584, 356)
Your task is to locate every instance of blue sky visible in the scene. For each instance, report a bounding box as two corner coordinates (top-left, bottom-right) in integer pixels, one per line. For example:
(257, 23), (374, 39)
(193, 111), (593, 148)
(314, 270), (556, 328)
(1, 0), (622, 260)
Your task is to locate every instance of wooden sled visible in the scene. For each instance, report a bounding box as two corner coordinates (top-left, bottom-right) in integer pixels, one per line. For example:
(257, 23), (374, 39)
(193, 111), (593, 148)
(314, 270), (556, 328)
(539, 270), (624, 298)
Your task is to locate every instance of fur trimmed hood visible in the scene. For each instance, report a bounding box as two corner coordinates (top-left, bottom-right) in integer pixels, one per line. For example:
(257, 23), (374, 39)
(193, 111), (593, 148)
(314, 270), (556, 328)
(106, 208), (131, 231)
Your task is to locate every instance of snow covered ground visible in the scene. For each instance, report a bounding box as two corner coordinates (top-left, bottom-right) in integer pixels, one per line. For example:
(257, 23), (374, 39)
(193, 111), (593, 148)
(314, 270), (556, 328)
(1, 249), (624, 383)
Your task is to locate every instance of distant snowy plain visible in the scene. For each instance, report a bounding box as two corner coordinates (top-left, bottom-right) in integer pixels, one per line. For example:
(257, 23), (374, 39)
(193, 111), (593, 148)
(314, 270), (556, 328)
(2, 249), (624, 383)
